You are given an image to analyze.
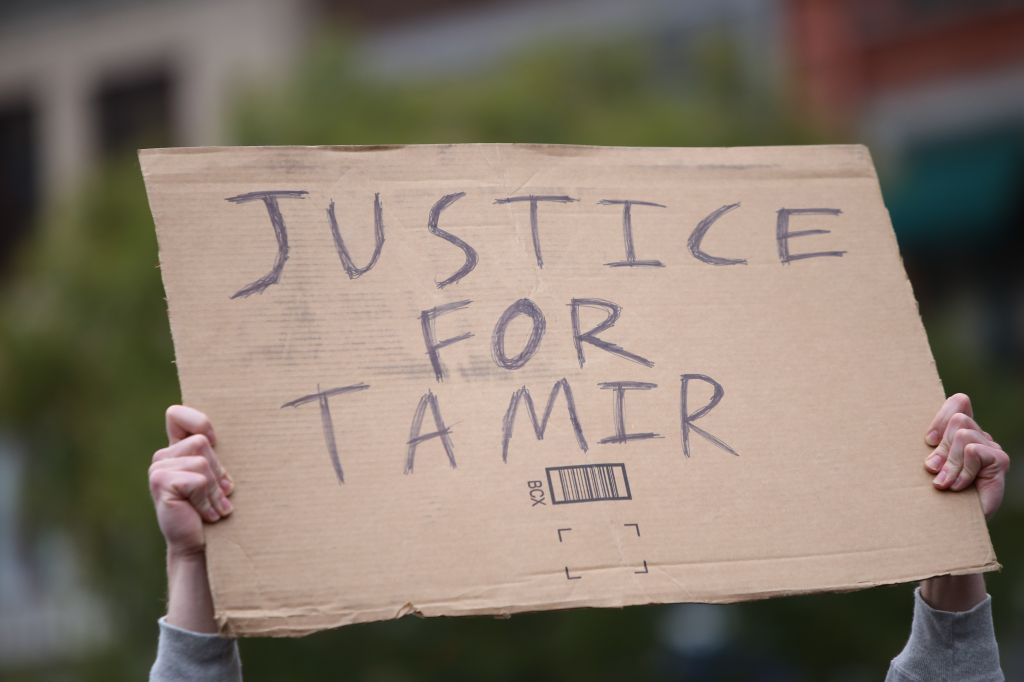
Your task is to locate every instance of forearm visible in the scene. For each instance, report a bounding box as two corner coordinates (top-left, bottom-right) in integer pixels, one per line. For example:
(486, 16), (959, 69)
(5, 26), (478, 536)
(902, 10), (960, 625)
(152, 551), (242, 681)
(920, 573), (987, 612)
(166, 551), (219, 633)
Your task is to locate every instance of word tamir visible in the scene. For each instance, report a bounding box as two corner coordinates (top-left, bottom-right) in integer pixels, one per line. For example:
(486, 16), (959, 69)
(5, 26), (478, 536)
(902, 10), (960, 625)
(229, 189), (846, 483)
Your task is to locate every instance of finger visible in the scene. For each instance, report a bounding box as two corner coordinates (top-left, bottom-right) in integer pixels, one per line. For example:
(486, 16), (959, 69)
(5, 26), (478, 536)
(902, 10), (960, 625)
(972, 444), (1010, 518)
(924, 449), (946, 474)
(152, 433), (232, 494)
(933, 428), (986, 489)
(149, 456), (234, 516)
(936, 411), (982, 457)
(925, 393), (972, 446)
(166, 405), (217, 447)
(150, 469), (220, 523)
(149, 456), (229, 516)
(152, 434), (223, 476)
(951, 442), (1008, 492)
(924, 411), (980, 473)
(180, 472), (222, 523)
(950, 443), (987, 491)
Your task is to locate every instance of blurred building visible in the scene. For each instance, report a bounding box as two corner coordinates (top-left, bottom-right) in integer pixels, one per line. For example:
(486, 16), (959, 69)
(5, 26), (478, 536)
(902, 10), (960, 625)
(0, 0), (310, 268)
(789, 0), (1024, 366)
(0, 0), (782, 271)
(0, 0), (310, 667)
(788, 0), (1024, 254)
(2, 0), (1021, 282)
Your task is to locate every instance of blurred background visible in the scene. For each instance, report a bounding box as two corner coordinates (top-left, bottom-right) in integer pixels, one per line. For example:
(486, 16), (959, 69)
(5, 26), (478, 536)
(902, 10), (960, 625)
(0, 0), (1021, 679)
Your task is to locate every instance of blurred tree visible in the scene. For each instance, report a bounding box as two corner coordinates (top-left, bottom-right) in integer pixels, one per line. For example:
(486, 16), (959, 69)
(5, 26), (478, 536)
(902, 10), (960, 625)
(0, 161), (178, 679)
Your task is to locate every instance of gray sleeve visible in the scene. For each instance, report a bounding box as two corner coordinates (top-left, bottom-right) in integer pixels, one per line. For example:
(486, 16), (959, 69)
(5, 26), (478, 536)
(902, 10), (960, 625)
(150, 617), (243, 682)
(885, 587), (1002, 682)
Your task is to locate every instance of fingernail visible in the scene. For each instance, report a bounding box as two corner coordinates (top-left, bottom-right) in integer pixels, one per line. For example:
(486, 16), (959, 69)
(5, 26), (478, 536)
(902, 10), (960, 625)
(220, 475), (234, 494)
(926, 430), (939, 446)
(925, 453), (942, 471)
(205, 508), (221, 522)
(222, 498), (234, 515)
(933, 469), (947, 486)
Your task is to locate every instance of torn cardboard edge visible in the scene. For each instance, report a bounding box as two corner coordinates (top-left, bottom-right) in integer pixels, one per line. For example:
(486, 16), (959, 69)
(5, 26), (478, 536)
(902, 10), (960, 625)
(215, 559), (1000, 638)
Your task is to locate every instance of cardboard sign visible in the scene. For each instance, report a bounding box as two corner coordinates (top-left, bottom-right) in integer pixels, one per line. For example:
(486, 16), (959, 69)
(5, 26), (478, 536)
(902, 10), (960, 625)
(140, 144), (996, 637)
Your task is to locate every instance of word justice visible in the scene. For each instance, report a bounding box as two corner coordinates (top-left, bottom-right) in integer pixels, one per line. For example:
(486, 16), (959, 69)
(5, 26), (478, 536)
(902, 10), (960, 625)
(225, 190), (846, 299)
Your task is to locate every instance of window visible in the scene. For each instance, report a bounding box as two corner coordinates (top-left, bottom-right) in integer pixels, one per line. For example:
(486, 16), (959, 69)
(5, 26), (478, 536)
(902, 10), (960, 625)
(95, 69), (175, 155)
(0, 99), (37, 270)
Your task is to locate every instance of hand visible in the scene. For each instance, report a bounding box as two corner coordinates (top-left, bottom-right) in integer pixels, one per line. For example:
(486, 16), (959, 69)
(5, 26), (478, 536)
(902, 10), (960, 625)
(149, 405), (234, 633)
(150, 405), (234, 557)
(920, 393), (1010, 612)
(923, 393), (1009, 519)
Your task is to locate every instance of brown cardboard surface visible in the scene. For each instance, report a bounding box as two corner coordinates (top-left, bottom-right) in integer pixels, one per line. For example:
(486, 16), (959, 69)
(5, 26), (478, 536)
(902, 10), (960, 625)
(140, 144), (996, 637)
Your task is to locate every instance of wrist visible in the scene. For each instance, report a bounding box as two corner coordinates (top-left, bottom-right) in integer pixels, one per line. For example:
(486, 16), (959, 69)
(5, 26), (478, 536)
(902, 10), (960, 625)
(167, 545), (206, 568)
(920, 573), (987, 612)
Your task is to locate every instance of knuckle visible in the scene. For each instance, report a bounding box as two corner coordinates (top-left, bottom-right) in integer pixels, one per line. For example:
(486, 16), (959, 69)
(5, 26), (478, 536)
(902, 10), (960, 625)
(198, 459), (216, 480)
(179, 455), (213, 478)
(148, 468), (171, 491)
(996, 451), (1011, 471)
(178, 454), (202, 469)
(184, 433), (210, 451)
(952, 426), (982, 449)
(151, 447), (168, 463)
(951, 393), (971, 413)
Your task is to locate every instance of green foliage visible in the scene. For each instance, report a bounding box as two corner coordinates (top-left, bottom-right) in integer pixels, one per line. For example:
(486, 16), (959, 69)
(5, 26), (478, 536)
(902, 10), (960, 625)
(1, 159), (177, 679)
(233, 35), (812, 149)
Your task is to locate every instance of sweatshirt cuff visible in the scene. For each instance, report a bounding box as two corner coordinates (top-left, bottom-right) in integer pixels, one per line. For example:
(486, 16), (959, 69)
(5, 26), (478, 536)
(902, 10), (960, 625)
(151, 617), (242, 681)
(890, 587), (1002, 682)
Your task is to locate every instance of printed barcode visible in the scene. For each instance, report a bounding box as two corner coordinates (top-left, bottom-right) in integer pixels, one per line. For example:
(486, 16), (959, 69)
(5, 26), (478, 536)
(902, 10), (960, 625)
(545, 463), (631, 505)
